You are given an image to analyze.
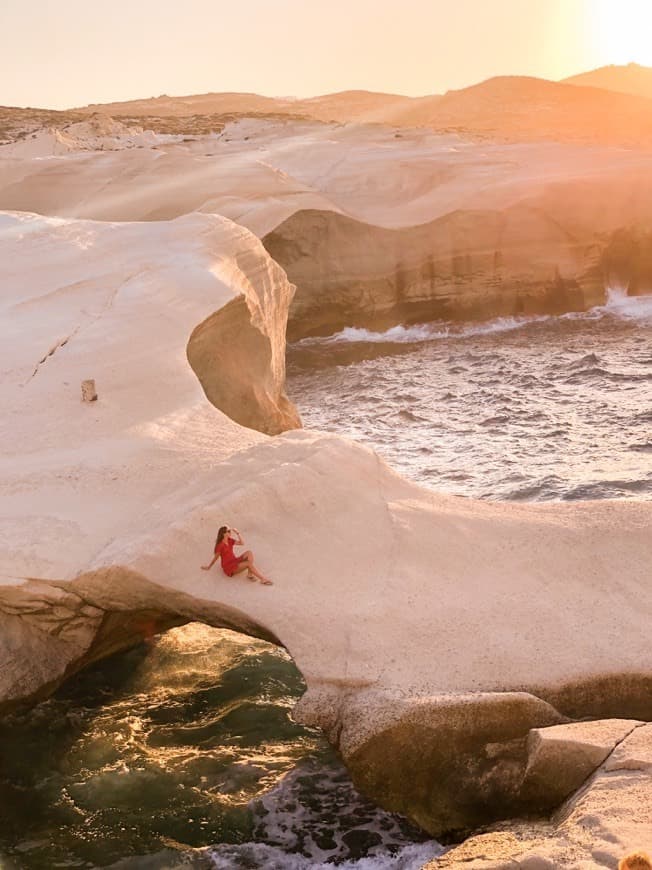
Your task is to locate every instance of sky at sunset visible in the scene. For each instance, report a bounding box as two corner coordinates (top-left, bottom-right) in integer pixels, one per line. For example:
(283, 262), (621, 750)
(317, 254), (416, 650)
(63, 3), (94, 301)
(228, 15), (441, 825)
(1, 0), (652, 109)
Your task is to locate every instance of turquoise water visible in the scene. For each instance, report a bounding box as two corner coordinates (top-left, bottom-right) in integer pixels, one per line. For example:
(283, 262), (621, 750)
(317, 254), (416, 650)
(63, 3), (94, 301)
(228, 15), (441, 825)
(0, 626), (440, 869)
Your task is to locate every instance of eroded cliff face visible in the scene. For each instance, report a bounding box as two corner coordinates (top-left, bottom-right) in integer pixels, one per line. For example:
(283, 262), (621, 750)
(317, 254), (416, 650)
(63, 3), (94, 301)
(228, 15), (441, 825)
(0, 570), (279, 712)
(0, 210), (297, 707)
(602, 226), (652, 296)
(264, 206), (617, 340)
(187, 244), (300, 434)
(295, 667), (652, 838)
(261, 160), (652, 340)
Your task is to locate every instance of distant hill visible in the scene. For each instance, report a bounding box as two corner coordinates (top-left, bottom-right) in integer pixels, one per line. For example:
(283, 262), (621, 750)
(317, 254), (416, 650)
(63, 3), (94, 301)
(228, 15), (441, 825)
(564, 63), (652, 100)
(395, 75), (652, 145)
(74, 89), (423, 126)
(0, 105), (84, 143)
(79, 91), (290, 117)
(7, 71), (652, 147)
(290, 90), (430, 124)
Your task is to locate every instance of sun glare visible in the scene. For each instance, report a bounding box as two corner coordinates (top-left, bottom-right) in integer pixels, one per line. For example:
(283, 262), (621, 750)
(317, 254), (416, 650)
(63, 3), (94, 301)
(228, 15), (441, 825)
(591, 0), (652, 66)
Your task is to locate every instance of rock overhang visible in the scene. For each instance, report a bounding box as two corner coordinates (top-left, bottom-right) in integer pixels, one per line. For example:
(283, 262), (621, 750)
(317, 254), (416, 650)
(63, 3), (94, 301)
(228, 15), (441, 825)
(1, 200), (651, 837)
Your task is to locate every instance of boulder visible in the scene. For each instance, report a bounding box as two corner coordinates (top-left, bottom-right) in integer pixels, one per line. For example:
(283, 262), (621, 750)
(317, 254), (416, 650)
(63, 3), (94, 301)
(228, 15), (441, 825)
(428, 724), (652, 869)
(522, 719), (643, 807)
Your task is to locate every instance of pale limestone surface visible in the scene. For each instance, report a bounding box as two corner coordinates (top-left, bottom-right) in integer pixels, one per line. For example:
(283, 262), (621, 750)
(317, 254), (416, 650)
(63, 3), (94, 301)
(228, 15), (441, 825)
(0, 113), (168, 158)
(429, 724), (652, 869)
(3, 118), (652, 235)
(0, 210), (291, 700)
(1, 116), (652, 837)
(522, 720), (643, 806)
(1, 209), (651, 835)
(5, 119), (652, 342)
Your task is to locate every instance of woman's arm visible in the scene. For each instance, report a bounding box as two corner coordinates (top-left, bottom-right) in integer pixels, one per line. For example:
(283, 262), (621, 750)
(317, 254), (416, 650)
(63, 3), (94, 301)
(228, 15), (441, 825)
(232, 528), (244, 545)
(201, 554), (219, 570)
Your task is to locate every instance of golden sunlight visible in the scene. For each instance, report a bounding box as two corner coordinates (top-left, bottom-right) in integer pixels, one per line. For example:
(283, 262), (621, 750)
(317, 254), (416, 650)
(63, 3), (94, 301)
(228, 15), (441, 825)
(591, 0), (652, 66)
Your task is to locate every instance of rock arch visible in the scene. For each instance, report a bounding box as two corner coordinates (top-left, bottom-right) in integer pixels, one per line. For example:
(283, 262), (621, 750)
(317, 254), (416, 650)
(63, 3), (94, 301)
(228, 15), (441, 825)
(1, 209), (651, 839)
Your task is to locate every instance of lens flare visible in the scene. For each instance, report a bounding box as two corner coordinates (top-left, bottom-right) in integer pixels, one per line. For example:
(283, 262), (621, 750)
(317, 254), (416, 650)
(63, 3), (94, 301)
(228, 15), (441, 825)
(591, 0), (652, 66)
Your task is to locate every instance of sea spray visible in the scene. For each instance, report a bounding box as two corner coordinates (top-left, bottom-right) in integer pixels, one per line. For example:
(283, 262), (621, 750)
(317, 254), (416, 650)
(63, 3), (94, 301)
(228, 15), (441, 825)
(293, 291), (652, 348)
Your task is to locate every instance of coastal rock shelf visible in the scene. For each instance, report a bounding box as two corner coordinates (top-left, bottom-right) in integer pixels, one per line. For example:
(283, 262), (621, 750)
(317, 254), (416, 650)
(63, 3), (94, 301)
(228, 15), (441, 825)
(1, 209), (651, 846)
(6, 118), (652, 337)
(428, 722), (652, 868)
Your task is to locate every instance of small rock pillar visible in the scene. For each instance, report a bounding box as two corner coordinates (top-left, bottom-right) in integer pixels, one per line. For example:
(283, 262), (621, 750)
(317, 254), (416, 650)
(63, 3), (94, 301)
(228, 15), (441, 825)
(81, 379), (98, 402)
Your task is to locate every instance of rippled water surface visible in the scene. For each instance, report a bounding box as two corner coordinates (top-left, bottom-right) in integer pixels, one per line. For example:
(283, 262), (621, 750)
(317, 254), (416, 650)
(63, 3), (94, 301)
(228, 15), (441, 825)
(288, 293), (652, 501)
(0, 626), (439, 869)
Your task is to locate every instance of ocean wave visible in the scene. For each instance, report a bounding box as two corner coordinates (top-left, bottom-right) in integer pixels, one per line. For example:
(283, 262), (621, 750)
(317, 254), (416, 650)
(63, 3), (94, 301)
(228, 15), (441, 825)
(289, 299), (651, 504)
(208, 841), (444, 869)
(303, 324), (445, 344)
(207, 760), (443, 869)
(602, 287), (652, 322)
(293, 290), (652, 348)
(296, 315), (551, 346)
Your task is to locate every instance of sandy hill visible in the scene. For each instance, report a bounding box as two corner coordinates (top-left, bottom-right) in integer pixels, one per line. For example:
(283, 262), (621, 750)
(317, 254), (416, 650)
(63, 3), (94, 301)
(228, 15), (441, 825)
(564, 61), (652, 100)
(8, 65), (652, 153)
(80, 91), (291, 117)
(10, 67), (652, 145)
(402, 74), (652, 144)
(69, 75), (652, 144)
(293, 89), (426, 123)
(75, 88), (423, 126)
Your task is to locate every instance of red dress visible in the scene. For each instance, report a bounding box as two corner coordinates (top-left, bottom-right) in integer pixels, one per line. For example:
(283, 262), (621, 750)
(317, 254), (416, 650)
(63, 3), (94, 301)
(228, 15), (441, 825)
(215, 536), (242, 576)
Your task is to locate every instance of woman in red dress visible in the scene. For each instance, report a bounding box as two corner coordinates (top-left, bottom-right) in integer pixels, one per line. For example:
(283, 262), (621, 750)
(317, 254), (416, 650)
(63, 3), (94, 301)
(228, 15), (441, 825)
(201, 526), (272, 585)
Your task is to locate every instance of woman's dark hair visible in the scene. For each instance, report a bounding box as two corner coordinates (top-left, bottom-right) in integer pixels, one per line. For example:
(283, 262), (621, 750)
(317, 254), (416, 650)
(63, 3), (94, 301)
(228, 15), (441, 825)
(215, 526), (228, 549)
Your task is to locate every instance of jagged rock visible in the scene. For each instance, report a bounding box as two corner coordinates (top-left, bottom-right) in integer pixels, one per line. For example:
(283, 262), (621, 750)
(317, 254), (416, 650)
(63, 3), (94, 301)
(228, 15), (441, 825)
(605, 724), (652, 773)
(521, 719), (643, 808)
(427, 724), (652, 870)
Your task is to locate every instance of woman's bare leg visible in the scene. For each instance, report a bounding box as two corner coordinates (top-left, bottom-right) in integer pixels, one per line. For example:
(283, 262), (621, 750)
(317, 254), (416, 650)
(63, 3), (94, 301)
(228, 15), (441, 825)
(232, 554), (272, 585)
(241, 551), (254, 578)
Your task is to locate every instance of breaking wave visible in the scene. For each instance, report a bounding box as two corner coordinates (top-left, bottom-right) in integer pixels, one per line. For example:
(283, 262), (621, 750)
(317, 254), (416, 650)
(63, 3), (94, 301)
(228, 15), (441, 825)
(293, 289), (652, 349)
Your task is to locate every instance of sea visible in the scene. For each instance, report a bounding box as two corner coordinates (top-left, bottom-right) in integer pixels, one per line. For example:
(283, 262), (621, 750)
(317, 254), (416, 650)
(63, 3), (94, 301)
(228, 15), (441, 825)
(1, 289), (649, 869)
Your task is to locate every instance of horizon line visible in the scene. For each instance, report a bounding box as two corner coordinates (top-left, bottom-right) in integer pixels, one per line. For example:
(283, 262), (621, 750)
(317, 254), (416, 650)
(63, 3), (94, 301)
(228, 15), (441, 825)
(5, 60), (650, 114)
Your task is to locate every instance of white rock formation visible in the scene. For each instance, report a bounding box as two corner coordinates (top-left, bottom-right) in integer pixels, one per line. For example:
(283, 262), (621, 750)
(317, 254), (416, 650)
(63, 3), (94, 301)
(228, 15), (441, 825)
(1, 209), (651, 837)
(0, 113), (169, 159)
(522, 719), (643, 806)
(2, 119), (652, 232)
(4, 120), (652, 340)
(429, 722), (652, 869)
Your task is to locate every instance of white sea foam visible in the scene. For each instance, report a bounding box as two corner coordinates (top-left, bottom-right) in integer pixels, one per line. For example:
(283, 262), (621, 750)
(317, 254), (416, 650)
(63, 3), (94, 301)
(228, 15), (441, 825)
(603, 287), (652, 322)
(208, 841), (444, 869)
(297, 315), (551, 346)
(294, 290), (652, 348)
(207, 760), (444, 869)
(326, 324), (444, 343)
